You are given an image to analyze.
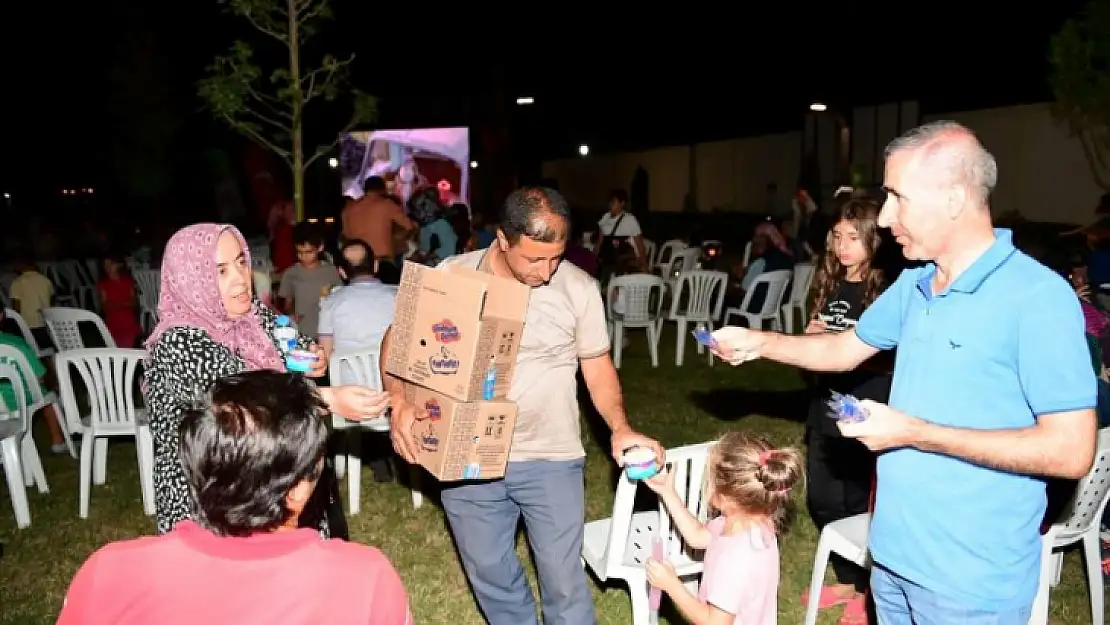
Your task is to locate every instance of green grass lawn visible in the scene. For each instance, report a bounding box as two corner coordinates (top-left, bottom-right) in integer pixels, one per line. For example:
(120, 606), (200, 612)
(0, 331), (1099, 624)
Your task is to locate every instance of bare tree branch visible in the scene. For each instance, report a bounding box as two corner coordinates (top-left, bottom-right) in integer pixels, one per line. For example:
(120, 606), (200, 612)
(297, 0), (327, 25)
(303, 97), (368, 170)
(301, 54), (353, 103)
(303, 139), (339, 171)
(223, 57), (293, 121)
(243, 106), (291, 133)
(241, 7), (288, 45)
(219, 113), (292, 165)
(1079, 127), (1110, 190)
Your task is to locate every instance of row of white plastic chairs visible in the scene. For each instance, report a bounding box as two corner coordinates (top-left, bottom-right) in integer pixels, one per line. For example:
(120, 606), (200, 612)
(606, 263), (816, 369)
(1, 306), (150, 526)
(0, 260), (102, 313)
(1, 303), (422, 524)
(0, 345), (155, 527)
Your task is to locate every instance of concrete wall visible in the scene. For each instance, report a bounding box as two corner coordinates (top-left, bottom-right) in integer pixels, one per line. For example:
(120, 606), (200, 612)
(923, 103), (1101, 224)
(541, 102), (1104, 225)
(541, 132), (800, 214)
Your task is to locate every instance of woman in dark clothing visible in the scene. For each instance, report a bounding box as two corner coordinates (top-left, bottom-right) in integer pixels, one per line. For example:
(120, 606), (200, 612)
(143, 224), (390, 538)
(802, 199), (890, 625)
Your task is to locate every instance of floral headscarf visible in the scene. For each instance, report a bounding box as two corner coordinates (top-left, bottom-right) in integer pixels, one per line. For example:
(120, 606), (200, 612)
(755, 221), (792, 256)
(145, 224), (284, 371)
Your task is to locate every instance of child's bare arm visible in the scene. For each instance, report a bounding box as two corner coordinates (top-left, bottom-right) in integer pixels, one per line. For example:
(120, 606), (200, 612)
(665, 585), (736, 625)
(657, 488), (712, 550)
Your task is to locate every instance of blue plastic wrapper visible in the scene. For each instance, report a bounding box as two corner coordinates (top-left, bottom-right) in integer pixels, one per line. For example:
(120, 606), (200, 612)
(827, 392), (869, 423)
(692, 327), (718, 349)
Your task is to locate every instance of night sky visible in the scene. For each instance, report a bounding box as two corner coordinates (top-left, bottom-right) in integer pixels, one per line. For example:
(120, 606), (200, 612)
(0, 0), (1089, 196)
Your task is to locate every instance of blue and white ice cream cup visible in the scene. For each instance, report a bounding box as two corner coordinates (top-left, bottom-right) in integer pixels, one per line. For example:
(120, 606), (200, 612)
(623, 447), (660, 480)
(285, 349), (318, 374)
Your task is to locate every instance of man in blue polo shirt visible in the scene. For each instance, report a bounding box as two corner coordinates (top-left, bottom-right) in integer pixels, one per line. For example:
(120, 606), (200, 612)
(711, 121), (1098, 623)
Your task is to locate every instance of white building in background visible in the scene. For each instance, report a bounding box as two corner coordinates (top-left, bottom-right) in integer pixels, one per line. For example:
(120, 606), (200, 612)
(541, 102), (1103, 226)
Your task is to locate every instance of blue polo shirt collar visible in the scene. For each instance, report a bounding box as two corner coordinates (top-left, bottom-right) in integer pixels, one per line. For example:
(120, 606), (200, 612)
(916, 228), (1017, 298)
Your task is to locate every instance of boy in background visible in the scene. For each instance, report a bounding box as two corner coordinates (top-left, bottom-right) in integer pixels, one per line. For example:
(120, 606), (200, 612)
(278, 223), (342, 340)
(9, 253), (54, 351)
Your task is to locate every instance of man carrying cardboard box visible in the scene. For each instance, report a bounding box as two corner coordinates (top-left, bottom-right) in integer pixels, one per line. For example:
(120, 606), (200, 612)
(382, 187), (663, 625)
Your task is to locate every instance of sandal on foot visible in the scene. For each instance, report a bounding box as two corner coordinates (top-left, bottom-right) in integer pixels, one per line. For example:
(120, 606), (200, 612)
(801, 585), (854, 609)
(838, 595), (869, 625)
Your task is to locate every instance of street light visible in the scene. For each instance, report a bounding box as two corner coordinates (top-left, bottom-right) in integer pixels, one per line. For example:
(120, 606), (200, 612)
(809, 102), (828, 112)
(578, 144), (589, 157)
(516, 96), (535, 105)
(470, 160), (478, 169)
(328, 157), (339, 169)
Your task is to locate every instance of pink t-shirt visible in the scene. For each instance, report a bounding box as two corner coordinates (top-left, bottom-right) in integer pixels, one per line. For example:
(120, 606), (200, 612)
(57, 520), (412, 625)
(698, 516), (780, 625)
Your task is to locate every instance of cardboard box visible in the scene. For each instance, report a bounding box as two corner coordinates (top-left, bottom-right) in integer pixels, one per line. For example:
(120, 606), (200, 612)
(386, 261), (530, 402)
(403, 383), (518, 481)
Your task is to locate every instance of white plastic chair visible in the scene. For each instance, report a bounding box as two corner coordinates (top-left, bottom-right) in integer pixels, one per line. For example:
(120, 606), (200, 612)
(582, 442), (714, 625)
(42, 307), (116, 351)
(653, 240), (688, 276)
(724, 269), (792, 331)
(803, 513), (871, 625)
(664, 248), (701, 281)
(0, 272), (17, 300)
(84, 259), (100, 284)
(133, 269), (160, 332)
(581, 232), (595, 253)
(5, 307), (54, 358)
(58, 260), (97, 312)
(0, 344), (76, 459)
(251, 248), (274, 272)
(55, 348), (154, 518)
(37, 262), (78, 308)
(642, 239), (657, 268)
(607, 274), (665, 368)
(0, 363), (48, 528)
(253, 270), (273, 309)
(1029, 426), (1110, 625)
(660, 271), (727, 366)
(329, 345), (423, 514)
(781, 262), (816, 334)
(124, 256), (149, 273)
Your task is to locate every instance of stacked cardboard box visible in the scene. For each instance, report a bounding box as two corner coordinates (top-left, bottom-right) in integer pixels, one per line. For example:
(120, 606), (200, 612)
(385, 261), (529, 481)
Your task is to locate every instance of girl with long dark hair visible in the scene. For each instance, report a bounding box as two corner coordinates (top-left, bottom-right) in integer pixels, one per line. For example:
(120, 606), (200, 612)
(803, 199), (891, 625)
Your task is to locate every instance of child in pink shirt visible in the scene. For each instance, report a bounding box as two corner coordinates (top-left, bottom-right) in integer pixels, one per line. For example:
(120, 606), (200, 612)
(645, 433), (804, 625)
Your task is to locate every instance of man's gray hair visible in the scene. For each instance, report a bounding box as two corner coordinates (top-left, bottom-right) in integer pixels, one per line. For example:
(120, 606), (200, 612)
(885, 120), (998, 203)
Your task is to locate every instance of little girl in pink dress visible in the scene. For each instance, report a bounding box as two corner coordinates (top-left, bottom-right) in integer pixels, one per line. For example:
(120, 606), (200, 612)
(645, 433), (804, 625)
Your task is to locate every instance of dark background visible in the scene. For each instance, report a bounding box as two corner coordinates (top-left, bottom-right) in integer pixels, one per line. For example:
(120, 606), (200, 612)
(0, 0), (1089, 223)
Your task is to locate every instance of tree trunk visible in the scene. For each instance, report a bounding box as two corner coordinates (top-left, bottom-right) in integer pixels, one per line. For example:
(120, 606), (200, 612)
(287, 0), (305, 221)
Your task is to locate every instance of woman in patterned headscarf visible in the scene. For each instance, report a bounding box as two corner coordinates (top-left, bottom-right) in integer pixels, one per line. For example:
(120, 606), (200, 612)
(143, 223), (390, 536)
(722, 220), (796, 317)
